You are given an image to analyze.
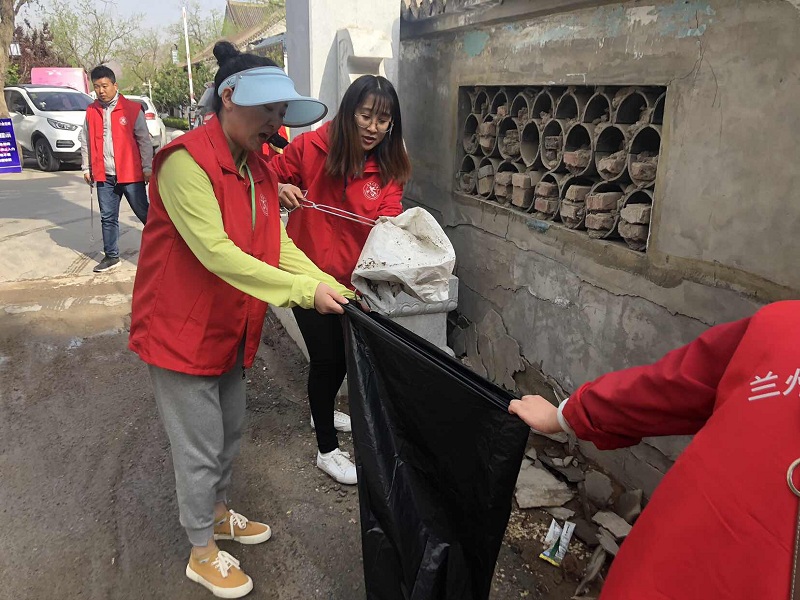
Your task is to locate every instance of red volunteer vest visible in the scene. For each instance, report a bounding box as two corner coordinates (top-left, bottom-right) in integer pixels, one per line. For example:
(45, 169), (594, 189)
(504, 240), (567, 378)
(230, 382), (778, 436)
(129, 115), (281, 376)
(268, 121), (404, 288)
(86, 94), (144, 183)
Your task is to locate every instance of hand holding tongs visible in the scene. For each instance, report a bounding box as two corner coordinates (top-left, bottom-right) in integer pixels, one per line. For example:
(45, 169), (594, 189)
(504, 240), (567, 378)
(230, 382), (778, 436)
(284, 190), (376, 227)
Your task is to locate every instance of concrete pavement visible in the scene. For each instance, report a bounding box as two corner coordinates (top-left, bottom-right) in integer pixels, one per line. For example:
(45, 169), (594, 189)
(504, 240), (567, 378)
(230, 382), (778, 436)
(0, 167), (142, 327)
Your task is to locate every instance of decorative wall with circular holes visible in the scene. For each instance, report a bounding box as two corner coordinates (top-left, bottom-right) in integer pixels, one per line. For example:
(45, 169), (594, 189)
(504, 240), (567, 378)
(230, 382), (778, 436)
(456, 85), (666, 252)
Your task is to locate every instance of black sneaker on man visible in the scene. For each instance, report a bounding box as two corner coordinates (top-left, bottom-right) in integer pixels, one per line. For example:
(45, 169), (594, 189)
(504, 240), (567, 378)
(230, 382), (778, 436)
(93, 255), (120, 273)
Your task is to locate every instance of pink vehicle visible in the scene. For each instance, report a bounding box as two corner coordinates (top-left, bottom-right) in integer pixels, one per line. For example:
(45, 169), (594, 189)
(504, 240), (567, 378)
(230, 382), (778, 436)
(30, 67), (91, 95)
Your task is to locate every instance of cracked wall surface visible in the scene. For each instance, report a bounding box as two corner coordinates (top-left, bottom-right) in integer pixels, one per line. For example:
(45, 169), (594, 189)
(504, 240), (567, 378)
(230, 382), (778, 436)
(399, 0), (799, 493)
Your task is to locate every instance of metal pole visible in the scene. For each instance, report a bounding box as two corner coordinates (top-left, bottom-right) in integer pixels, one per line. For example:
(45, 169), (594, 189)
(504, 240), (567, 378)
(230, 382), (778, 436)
(182, 6), (196, 128)
(147, 79), (153, 99)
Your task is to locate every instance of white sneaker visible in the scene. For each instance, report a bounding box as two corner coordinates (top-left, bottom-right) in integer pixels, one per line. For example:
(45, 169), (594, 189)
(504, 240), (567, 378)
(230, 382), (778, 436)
(317, 448), (357, 485)
(310, 410), (352, 433)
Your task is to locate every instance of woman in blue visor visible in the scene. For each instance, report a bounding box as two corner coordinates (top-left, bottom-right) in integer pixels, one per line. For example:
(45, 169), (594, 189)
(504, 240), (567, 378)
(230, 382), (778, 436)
(129, 41), (354, 598)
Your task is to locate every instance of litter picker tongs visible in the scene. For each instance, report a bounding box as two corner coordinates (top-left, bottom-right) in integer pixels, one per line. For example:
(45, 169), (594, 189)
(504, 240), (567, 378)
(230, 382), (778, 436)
(285, 191), (376, 227)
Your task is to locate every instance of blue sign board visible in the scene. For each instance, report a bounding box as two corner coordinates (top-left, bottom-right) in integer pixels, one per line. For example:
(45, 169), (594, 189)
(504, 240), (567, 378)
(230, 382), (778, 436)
(0, 118), (22, 174)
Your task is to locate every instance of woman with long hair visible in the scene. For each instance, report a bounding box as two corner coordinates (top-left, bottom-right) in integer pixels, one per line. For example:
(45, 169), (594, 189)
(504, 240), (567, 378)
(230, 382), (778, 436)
(270, 75), (411, 485)
(129, 41), (352, 598)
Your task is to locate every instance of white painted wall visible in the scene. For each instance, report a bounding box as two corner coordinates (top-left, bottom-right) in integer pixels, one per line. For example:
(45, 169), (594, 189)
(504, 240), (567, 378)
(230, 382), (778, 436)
(286, 0), (401, 135)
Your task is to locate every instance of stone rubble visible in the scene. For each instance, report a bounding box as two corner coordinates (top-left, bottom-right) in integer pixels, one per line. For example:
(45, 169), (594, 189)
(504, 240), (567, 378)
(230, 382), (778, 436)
(592, 511), (633, 539)
(515, 460), (575, 509)
(596, 528), (620, 556)
(512, 429), (651, 596)
(584, 470), (614, 507)
(614, 489), (643, 524)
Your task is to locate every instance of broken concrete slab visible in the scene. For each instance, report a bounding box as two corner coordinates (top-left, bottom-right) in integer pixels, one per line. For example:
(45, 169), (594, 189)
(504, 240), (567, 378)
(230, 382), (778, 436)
(515, 461), (575, 509)
(585, 471), (613, 507)
(597, 528), (620, 556)
(545, 507), (576, 521)
(572, 518), (600, 547)
(592, 511), (632, 539)
(614, 489), (643, 525)
(524, 447), (538, 461)
(539, 455), (585, 484)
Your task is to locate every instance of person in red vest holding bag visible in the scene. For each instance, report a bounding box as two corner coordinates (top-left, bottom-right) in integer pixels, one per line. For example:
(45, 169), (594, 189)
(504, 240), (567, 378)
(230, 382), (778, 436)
(269, 75), (411, 486)
(508, 300), (800, 600)
(80, 65), (152, 273)
(129, 41), (352, 599)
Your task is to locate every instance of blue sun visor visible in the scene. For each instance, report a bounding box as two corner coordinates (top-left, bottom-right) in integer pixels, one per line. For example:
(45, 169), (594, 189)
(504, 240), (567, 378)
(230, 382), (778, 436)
(217, 66), (328, 127)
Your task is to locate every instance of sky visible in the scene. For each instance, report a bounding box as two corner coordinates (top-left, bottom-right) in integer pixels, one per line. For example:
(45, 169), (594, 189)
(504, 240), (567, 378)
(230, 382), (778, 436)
(21, 0), (226, 34)
(136, 0), (226, 32)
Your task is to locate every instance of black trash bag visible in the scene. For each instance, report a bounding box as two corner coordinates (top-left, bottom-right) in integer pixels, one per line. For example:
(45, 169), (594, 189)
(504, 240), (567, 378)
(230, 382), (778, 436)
(342, 304), (530, 600)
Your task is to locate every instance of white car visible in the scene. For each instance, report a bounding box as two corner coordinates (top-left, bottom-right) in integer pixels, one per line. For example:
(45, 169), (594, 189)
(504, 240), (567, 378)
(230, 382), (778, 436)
(127, 95), (167, 152)
(4, 84), (92, 171)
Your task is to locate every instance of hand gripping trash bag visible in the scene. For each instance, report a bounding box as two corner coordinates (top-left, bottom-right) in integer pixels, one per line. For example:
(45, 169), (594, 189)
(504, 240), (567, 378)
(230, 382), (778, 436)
(342, 304), (530, 600)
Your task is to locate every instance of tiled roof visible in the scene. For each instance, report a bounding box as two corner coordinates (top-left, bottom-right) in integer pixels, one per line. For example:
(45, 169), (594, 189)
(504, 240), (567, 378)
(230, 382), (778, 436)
(224, 0), (282, 34)
(190, 17), (286, 65)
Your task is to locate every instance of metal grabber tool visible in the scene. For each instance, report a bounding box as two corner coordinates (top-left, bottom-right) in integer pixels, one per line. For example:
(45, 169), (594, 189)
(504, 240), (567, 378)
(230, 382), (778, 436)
(284, 190), (376, 228)
(89, 181), (97, 243)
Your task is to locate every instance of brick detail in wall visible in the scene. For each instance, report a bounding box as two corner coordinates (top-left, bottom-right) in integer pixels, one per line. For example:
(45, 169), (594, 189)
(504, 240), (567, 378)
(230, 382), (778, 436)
(457, 85), (666, 252)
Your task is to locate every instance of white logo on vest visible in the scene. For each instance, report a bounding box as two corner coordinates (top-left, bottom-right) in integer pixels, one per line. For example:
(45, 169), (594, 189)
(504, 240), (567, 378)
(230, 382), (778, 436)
(363, 181), (381, 200)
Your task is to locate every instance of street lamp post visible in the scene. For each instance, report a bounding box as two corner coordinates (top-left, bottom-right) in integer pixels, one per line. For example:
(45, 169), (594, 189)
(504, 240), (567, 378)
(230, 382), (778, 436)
(182, 6), (196, 129)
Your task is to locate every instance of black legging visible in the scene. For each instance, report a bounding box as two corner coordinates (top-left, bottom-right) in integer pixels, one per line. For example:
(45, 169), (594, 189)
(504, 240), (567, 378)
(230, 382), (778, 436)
(292, 307), (346, 453)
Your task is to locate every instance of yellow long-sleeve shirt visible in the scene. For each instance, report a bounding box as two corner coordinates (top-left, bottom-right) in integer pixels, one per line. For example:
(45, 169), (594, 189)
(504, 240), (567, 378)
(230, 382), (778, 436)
(157, 149), (354, 308)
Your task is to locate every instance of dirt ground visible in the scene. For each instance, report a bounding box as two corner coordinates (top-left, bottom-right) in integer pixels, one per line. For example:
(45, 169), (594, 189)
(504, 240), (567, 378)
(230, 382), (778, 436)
(0, 304), (602, 600)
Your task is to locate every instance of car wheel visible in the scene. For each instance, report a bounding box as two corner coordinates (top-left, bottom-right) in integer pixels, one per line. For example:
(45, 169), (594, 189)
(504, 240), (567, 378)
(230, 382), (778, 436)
(35, 138), (61, 172)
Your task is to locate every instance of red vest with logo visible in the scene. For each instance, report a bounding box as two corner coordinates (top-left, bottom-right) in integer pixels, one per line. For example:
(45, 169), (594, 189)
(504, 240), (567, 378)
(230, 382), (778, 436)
(129, 115), (281, 376)
(86, 94), (144, 183)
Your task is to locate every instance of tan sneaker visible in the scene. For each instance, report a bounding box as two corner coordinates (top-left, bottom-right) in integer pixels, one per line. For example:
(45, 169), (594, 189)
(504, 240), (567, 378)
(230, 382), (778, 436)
(214, 510), (272, 545)
(186, 549), (253, 598)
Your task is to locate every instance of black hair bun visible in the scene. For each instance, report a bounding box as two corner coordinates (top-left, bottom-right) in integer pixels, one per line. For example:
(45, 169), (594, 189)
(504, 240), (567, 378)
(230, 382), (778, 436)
(213, 41), (240, 66)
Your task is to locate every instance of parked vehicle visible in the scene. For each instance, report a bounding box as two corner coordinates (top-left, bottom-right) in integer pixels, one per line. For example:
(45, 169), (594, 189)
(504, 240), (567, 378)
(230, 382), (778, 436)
(194, 84), (215, 128)
(30, 67), (91, 95)
(126, 95), (168, 151)
(4, 85), (92, 171)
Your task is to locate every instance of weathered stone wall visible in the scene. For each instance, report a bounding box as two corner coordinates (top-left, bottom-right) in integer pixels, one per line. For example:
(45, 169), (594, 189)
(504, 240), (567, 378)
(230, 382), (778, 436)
(399, 0), (800, 494)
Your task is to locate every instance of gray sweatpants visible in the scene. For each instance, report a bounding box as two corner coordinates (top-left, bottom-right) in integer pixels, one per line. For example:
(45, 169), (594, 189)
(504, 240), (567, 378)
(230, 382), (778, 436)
(149, 344), (246, 546)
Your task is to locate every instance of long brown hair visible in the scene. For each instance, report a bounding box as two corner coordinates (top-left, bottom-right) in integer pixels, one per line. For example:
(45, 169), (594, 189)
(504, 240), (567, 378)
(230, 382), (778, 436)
(325, 75), (411, 186)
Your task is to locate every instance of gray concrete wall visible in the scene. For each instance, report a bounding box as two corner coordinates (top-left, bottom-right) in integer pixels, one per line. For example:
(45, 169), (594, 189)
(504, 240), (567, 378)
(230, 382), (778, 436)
(399, 0), (800, 494)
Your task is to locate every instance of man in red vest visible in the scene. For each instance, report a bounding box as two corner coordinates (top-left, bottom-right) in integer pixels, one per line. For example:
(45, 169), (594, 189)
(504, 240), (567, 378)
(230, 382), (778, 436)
(80, 65), (152, 272)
